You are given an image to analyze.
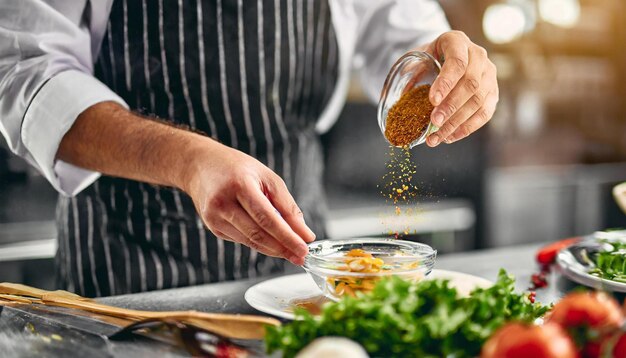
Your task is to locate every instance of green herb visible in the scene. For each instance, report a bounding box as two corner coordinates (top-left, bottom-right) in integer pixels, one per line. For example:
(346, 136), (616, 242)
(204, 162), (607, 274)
(589, 240), (626, 282)
(265, 269), (548, 358)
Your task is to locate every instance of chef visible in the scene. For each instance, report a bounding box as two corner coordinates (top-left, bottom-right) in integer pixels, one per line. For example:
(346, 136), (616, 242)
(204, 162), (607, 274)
(0, 0), (498, 297)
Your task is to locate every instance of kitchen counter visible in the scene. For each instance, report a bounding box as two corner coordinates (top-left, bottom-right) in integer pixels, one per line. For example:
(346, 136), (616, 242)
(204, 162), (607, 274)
(0, 242), (570, 357)
(100, 243), (559, 313)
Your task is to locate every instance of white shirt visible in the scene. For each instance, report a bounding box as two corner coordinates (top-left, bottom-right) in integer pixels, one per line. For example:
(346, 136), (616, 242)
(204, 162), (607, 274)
(0, 0), (449, 197)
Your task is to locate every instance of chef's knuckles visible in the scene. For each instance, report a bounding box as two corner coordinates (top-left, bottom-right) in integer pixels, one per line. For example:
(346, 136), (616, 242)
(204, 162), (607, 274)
(426, 31), (498, 147)
(436, 91), (487, 141)
(470, 91), (487, 110)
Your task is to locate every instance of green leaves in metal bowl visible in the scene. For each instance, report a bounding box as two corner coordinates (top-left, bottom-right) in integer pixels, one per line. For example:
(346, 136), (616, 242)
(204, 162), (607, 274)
(589, 239), (626, 283)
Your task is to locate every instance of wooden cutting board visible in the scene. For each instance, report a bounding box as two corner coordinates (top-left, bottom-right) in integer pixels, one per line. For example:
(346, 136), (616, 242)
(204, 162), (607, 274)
(0, 282), (280, 340)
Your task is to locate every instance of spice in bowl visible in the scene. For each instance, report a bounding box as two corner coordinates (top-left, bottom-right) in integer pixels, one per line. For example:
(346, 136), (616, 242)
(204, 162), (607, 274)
(384, 84), (435, 147)
(378, 51), (440, 148)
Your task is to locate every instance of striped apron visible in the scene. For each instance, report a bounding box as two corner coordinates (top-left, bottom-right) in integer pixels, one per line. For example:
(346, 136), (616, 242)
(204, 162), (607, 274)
(55, 0), (338, 297)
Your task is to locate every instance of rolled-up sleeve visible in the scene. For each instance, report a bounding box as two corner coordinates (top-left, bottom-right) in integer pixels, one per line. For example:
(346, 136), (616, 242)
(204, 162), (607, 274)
(0, 0), (126, 196)
(352, 0), (451, 102)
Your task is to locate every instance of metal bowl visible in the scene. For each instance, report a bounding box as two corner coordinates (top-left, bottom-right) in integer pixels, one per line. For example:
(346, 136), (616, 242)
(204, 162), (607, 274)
(556, 230), (626, 292)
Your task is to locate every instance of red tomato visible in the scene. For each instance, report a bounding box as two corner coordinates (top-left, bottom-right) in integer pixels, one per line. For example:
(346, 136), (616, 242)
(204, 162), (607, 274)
(582, 340), (602, 358)
(612, 333), (626, 358)
(481, 322), (578, 358)
(548, 292), (623, 331)
(536, 237), (581, 265)
(593, 332), (626, 358)
(580, 328), (626, 357)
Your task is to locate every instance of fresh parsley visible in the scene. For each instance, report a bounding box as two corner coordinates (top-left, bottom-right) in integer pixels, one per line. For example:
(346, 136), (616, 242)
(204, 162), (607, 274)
(265, 269), (548, 358)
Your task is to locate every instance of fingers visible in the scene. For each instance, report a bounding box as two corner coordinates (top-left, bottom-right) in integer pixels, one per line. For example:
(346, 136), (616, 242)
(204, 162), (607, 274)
(430, 46), (486, 130)
(423, 30), (498, 147)
(236, 178), (310, 260)
(213, 203), (304, 265)
(226, 204), (306, 265)
(264, 176), (316, 243)
(445, 90), (498, 143)
(203, 198), (306, 265)
(429, 31), (470, 106)
(427, 70), (490, 147)
(212, 224), (282, 259)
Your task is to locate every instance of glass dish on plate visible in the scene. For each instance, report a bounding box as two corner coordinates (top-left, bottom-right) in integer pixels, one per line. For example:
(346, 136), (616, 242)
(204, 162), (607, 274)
(303, 239), (436, 301)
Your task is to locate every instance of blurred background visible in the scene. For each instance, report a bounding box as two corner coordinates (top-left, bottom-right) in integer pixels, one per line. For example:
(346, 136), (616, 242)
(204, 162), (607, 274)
(1, 0), (625, 288)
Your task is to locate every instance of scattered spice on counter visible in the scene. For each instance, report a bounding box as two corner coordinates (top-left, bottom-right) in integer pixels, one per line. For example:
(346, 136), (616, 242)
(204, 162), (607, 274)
(384, 84), (434, 147)
(290, 295), (329, 316)
(50, 334), (63, 341)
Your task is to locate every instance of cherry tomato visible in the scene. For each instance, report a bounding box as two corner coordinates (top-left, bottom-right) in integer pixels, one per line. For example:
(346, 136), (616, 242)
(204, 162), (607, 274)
(611, 332), (626, 358)
(584, 331), (626, 358)
(548, 292), (623, 331)
(481, 322), (577, 358)
(582, 340), (602, 358)
(536, 237), (581, 265)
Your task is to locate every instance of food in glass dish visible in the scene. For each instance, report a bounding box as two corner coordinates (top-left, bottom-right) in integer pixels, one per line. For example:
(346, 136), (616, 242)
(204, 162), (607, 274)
(326, 249), (421, 297)
(303, 239), (436, 300)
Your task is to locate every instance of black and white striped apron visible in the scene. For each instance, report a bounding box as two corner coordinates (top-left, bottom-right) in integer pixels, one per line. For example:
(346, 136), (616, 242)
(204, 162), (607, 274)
(55, 0), (338, 297)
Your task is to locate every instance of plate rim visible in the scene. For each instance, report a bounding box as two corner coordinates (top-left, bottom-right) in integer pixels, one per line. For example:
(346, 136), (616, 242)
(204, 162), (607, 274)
(244, 269), (493, 320)
(556, 247), (626, 293)
(244, 273), (312, 320)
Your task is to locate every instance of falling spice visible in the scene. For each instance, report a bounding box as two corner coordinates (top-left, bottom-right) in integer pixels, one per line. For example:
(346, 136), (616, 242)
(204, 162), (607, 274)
(380, 147), (419, 205)
(384, 84), (434, 147)
(378, 146), (421, 239)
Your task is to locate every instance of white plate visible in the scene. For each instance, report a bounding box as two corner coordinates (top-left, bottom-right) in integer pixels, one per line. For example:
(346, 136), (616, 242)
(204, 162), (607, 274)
(244, 270), (493, 320)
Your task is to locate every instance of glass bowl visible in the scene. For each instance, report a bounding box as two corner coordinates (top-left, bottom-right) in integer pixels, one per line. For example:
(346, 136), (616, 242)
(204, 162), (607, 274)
(303, 239), (436, 301)
(378, 51), (441, 148)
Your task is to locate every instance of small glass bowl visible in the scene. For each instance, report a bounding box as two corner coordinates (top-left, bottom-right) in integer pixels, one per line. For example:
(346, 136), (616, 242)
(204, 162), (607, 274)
(303, 239), (436, 301)
(378, 51), (442, 148)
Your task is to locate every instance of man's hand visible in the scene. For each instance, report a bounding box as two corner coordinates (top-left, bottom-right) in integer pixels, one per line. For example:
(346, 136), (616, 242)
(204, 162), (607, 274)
(183, 141), (316, 266)
(421, 31), (499, 146)
(59, 102), (314, 266)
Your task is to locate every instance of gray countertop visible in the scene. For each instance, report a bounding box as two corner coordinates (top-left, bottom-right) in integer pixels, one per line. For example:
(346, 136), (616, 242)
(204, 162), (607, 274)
(99, 243), (558, 314)
(1, 242), (572, 357)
